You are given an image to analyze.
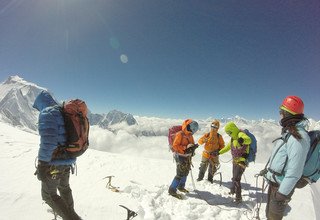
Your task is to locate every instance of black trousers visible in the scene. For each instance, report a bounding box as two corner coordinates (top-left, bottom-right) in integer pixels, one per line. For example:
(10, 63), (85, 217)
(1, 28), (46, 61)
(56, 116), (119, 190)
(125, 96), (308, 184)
(231, 162), (245, 199)
(41, 165), (80, 220)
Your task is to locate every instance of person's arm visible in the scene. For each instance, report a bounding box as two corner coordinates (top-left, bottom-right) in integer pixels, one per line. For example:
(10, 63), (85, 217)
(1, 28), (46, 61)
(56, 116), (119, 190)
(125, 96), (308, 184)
(219, 141), (231, 154)
(38, 110), (59, 162)
(173, 132), (185, 154)
(218, 134), (225, 150)
(278, 137), (309, 196)
(198, 133), (209, 145)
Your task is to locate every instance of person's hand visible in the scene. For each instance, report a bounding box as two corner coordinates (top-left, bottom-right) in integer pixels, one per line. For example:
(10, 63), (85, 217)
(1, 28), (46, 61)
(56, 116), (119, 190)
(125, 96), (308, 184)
(35, 164), (49, 181)
(187, 144), (195, 149)
(258, 169), (267, 176)
(238, 137), (244, 145)
(275, 191), (290, 202)
(185, 144), (199, 155)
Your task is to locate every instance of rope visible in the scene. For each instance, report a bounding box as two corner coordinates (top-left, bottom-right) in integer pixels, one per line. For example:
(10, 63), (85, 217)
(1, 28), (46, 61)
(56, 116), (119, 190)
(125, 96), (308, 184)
(219, 157), (233, 163)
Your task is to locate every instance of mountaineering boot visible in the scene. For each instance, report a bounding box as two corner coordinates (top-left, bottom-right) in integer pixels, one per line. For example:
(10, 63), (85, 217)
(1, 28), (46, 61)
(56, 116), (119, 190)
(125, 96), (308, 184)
(177, 187), (189, 193)
(168, 189), (183, 200)
(229, 187), (235, 195)
(197, 177), (203, 181)
(207, 178), (213, 184)
(197, 172), (204, 181)
(234, 196), (242, 204)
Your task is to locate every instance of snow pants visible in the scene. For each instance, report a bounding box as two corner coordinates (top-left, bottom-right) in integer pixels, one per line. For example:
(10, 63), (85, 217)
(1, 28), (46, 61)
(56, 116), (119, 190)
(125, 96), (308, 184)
(198, 155), (219, 181)
(230, 162), (246, 199)
(40, 165), (80, 220)
(169, 155), (191, 193)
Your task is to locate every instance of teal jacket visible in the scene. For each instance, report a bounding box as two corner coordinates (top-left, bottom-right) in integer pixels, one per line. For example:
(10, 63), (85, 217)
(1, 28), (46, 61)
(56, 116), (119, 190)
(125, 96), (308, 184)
(266, 120), (310, 196)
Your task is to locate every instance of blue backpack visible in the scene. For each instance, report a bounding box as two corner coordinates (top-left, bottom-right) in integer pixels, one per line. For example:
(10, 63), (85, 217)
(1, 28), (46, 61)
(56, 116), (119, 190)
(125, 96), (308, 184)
(302, 130), (320, 183)
(242, 129), (257, 163)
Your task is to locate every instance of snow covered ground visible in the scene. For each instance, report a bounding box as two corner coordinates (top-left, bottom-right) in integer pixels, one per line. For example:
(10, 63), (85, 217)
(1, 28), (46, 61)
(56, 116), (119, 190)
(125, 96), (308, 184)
(0, 121), (318, 220)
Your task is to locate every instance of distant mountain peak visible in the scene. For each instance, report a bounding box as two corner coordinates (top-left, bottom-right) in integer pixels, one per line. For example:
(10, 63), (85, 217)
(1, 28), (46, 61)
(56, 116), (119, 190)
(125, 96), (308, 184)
(5, 75), (23, 83)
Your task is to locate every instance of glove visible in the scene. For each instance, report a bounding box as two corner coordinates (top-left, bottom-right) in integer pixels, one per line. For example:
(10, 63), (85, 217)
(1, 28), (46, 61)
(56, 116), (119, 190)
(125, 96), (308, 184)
(258, 168), (267, 176)
(242, 153), (249, 159)
(184, 144), (199, 155)
(238, 137), (244, 145)
(187, 144), (195, 149)
(35, 163), (49, 181)
(275, 191), (290, 203)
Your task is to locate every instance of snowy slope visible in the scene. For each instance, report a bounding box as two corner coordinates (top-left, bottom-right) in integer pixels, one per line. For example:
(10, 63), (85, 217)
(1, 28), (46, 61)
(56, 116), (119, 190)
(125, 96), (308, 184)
(0, 121), (317, 220)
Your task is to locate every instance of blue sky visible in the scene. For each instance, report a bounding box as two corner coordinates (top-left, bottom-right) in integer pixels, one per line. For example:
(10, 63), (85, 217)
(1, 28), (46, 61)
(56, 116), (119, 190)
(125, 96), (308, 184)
(0, 0), (319, 120)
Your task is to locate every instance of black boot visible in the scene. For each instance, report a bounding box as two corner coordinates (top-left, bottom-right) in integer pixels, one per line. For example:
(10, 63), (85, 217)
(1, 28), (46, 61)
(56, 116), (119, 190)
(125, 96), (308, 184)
(197, 170), (205, 181)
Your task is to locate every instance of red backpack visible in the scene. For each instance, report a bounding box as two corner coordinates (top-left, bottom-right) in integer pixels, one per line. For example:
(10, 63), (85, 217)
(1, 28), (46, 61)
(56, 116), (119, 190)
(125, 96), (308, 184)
(168, 125), (182, 152)
(62, 99), (90, 158)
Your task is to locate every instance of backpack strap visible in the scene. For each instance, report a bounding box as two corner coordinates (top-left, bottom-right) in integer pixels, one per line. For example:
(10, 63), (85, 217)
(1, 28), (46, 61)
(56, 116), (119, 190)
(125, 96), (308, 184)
(264, 133), (291, 171)
(266, 133), (291, 181)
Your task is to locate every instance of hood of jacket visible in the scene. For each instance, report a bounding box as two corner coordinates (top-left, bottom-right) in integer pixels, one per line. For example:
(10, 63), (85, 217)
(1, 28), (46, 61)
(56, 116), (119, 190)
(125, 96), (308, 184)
(224, 121), (240, 139)
(33, 90), (58, 111)
(182, 119), (193, 135)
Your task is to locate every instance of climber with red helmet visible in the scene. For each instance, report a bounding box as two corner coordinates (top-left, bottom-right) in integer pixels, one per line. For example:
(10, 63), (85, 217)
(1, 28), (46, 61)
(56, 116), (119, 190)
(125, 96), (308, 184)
(261, 95), (310, 220)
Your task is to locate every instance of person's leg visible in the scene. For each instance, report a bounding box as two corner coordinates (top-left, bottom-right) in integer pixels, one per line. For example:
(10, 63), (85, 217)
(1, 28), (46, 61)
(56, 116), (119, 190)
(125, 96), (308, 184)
(232, 163), (245, 201)
(265, 185), (272, 219)
(177, 157), (190, 190)
(58, 166), (81, 219)
(208, 156), (220, 182)
(198, 156), (209, 181)
(169, 156), (189, 194)
(42, 174), (74, 220)
(267, 184), (291, 220)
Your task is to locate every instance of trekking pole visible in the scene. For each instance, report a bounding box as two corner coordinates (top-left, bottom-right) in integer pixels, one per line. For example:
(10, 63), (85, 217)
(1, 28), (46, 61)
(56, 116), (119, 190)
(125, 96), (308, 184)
(214, 172), (222, 186)
(252, 175), (268, 220)
(189, 157), (197, 191)
(119, 205), (138, 220)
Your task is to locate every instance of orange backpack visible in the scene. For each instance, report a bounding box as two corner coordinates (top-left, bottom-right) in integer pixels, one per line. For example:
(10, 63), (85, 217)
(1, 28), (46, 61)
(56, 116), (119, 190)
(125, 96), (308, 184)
(62, 99), (90, 158)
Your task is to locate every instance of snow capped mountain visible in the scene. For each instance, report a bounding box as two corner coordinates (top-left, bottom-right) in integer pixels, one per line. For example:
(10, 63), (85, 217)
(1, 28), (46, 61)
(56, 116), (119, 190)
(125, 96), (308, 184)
(97, 110), (137, 128)
(0, 75), (46, 131)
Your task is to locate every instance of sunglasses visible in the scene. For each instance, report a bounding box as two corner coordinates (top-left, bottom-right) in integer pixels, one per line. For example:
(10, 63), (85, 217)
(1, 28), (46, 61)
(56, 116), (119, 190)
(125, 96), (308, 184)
(226, 131), (232, 136)
(211, 125), (218, 129)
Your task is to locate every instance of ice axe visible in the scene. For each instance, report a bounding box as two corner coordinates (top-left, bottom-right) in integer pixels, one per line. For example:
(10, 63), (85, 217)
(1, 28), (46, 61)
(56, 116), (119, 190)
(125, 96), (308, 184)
(119, 205), (138, 220)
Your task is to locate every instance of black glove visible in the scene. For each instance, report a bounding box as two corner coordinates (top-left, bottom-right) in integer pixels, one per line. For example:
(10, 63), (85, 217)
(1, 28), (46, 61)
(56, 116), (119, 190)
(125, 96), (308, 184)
(242, 153), (249, 159)
(275, 191), (290, 203)
(238, 137), (244, 145)
(184, 144), (199, 155)
(35, 163), (50, 181)
(52, 147), (72, 160)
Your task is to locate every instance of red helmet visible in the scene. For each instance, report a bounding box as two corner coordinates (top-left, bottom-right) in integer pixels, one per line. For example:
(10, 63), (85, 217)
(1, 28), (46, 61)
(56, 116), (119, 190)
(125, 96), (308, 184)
(280, 96), (304, 115)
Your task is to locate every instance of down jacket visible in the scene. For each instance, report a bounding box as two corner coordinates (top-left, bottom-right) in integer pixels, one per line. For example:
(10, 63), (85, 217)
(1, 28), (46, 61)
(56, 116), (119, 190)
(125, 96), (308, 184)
(172, 119), (195, 154)
(33, 91), (76, 165)
(198, 131), (225, 158)
(265, 120), (310, 196)
(219, 122), (251, 163)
